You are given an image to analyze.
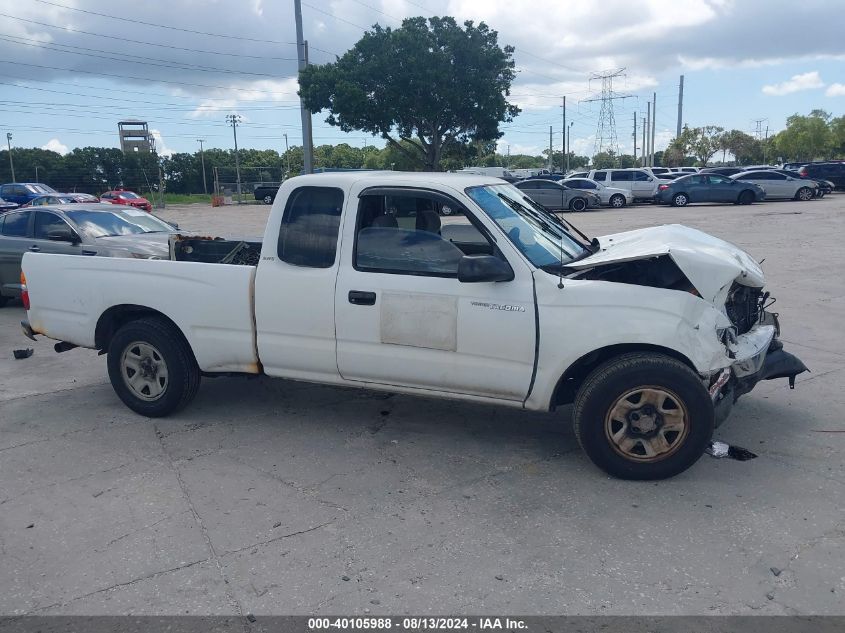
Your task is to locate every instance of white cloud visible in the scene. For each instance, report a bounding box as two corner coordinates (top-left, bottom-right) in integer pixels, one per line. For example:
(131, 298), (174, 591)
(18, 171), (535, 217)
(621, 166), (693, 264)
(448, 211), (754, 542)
(41, 138), (69, 155)
(826, 83), (845, 97)
(149, 129), (173, 157)
(762, 71), (825, 96)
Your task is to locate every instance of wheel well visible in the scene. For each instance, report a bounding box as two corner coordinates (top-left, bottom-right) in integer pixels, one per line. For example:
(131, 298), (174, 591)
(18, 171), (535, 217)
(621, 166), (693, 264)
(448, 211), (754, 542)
(673, 191), (688, 199)
(550, 343), (697, 408)
(95, 304), (186, 351)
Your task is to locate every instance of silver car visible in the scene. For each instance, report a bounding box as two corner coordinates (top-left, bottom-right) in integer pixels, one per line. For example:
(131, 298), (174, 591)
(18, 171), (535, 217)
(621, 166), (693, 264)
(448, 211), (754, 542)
(731, 170), (817, 200)
(560, 178), (633, 208)
(514, 179), (602, 211)
(0, 203), (178, 306)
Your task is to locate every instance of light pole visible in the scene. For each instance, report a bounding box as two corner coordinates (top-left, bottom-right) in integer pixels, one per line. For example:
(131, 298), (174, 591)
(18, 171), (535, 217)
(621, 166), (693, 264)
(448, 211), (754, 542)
(226, 114), (242, 204)
(566, 122), (573, 172)
(283, 133), (291, 179)
(6, 133), (15, 181)
(196, 139), (208, 195)
(293, 0), (314, 173)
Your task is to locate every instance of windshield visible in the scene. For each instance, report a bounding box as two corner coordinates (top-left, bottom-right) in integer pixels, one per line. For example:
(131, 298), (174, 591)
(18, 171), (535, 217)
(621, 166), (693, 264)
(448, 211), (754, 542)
(465, 184), (589, 270)
(66, 208), (174, 237)
(118, 192), (141, 199)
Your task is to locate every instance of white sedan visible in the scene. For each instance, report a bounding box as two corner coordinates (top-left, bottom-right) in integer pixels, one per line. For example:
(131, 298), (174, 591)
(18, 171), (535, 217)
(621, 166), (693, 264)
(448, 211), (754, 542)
(561, 178), (634, 208)
(731, 170), (817, 200)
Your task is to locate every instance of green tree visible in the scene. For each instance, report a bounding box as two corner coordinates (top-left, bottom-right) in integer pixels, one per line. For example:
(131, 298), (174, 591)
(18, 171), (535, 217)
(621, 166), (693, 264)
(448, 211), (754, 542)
(676, 125), (724, 166)
(773, 111), (833, 161)
(299, 16), (519, 171)
(718, 130), (761, 165)
(591, 150), (617, 169)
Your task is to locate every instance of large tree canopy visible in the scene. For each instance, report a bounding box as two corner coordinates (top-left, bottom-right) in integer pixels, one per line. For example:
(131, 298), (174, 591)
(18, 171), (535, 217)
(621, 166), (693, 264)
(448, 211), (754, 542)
(298, 16), (520, 171)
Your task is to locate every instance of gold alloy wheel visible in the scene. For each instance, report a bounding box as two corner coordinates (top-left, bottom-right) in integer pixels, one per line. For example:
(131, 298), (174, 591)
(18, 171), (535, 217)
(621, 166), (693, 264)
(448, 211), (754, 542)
(604, 386), (690, 462)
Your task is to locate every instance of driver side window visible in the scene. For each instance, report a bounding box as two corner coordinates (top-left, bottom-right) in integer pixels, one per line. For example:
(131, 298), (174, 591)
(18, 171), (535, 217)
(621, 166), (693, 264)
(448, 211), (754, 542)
(354, 192), (495, 277)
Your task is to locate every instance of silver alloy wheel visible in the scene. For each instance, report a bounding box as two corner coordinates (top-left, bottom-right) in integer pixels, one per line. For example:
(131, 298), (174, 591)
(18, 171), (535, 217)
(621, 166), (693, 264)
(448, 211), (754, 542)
(673, 193), (688, 206)
(572, 198), (586, 211)
(121, 341), (169, 401)
(798, 187), (813, 201)
(263, 195), (273, 204)
(610, 194), (625, 208)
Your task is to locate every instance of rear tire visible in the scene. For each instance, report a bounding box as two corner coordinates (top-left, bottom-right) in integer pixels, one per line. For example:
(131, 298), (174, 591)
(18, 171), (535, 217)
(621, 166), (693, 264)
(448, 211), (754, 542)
(573, 352), (714, 480)
(263, 194), (273, 205)
(107, 317), (201, 417)
(738, 190), (755, 205)
(796, 187), (813, 201)
(609, 194), (626, 208)
(672, 193), (689, 207)
(570, 197), (587, 212)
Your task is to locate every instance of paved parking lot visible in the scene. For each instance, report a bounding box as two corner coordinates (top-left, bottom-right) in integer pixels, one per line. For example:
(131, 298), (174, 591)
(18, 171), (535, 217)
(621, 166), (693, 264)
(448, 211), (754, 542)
(1, 195), (844, 616)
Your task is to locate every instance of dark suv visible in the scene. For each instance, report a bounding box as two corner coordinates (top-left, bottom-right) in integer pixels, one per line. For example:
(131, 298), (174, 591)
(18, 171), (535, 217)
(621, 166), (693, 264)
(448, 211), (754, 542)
(796, 163), (845, 189)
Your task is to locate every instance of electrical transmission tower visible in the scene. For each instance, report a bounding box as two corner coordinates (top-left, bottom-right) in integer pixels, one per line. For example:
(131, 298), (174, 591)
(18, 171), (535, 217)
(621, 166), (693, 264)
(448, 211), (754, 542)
(582, 68), (631, 159)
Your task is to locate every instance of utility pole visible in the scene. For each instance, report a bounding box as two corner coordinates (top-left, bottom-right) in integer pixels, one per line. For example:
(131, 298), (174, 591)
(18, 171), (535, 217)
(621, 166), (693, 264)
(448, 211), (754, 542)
(764, 126), (769, 164)
(567, 122), (573, 170)
(226, 114), (243, 204)
(645, 102), (651, 167)
(561, 96), (566, 173)
(641, 117), (646, 168)
(294, 0), (314, 174)
(6, 133), (15, 181)
(283, 133), (291, 179)
(196, 139), (207, 195)
(548, 126), (553, 171)
(676, 75), (684, 138)
(506, 144), (510, 169)
(633, 113), (638, 165)
(157, 162), (165, 209)
(651, 92), (657, 166)
(35, 165), (39, 182)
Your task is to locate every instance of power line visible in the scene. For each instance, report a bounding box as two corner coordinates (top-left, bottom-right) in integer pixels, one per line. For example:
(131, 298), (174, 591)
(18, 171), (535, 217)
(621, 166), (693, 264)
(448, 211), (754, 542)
(581, 68), (631, 158)
(301, 2), (371, 30)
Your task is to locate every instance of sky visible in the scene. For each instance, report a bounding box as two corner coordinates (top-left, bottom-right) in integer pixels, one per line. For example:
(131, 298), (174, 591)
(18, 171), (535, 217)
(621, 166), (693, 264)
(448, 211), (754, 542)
(0, 0), (843, 161)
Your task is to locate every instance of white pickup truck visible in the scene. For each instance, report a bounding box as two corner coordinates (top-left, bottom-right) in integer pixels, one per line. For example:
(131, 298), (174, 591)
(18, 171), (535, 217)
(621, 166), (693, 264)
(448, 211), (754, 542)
(20, 172), (806, 480)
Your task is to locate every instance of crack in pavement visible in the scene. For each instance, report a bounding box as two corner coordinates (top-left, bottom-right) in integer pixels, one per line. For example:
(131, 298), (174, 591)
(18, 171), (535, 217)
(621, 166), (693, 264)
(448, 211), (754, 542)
(221, 520), (336, 558)
(0, 381), (110, 405)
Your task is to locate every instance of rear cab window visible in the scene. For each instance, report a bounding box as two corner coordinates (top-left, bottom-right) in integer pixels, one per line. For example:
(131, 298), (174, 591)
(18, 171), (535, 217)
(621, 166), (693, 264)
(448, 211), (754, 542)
(277, 186), (344, 268)
(1, 211), (31, 237)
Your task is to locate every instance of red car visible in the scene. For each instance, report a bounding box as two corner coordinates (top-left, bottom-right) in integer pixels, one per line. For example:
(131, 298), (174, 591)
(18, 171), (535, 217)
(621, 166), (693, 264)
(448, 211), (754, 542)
(99, 189), (152, 212)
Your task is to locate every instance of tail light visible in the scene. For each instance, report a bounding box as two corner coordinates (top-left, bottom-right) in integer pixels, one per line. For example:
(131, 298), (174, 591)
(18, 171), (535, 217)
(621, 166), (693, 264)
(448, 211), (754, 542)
(798, 168), (808, 178)
(658, 184), (669, 191)
(20, 271), (30, 310)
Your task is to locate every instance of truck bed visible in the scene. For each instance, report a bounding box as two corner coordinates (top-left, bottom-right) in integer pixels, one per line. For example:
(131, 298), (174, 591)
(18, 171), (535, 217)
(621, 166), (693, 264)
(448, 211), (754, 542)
(23, 253), (259, 373)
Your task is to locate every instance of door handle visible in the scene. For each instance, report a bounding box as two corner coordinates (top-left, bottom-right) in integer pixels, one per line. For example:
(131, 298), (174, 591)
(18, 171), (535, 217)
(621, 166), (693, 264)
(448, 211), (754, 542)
(29, 246), (41, 252)
(348, 290), (376, 306)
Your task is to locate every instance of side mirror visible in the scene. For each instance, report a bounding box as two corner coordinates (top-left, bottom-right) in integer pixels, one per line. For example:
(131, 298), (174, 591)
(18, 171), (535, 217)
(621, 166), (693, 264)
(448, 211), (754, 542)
(47, 228), (80, 244)
(457, 255), (514, 283)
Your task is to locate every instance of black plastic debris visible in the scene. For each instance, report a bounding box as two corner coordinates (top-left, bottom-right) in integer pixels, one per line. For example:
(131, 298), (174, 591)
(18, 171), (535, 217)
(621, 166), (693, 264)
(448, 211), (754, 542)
(13, 348), (33, 360)
(705, 441), (758, 461)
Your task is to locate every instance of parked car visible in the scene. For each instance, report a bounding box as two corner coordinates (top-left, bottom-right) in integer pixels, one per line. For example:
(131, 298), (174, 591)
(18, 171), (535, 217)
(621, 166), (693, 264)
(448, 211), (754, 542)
(254, 183), (281, 205)
(100, 189), (153, 212)
(731, 170), (817, 200)
(769, 169), (832, 198)
(21, 172), (807, 480)
(567, 171), (590, 179)
(63, 192), (100, 203)
(515, 179), (601, 211)
(656, 173), (765, 206)
(0, 196), (18, 212)
(22, 194), (81, 207)
(700, 167), (745, 177)
(673, 167), (701, 174)
(795, 162), (845, 190)
(0, 203), (177, 306)
(560, 178), (633, 208)
(0, 183), (59, 206)
(587, 169), (660, 200)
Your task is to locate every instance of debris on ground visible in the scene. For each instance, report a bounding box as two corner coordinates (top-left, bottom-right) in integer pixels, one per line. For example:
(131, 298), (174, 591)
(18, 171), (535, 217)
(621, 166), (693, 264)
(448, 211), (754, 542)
(766, 592), (775, 601)
(13, 348), (33, 360)
(771, 567), (782, 577)
(246, 614), (256, 623)
(705, 441), (758, 461)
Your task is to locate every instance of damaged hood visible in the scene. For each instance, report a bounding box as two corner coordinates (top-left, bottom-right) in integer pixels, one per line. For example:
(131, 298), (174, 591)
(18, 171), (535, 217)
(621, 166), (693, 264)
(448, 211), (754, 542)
(568, 224), (765, 303)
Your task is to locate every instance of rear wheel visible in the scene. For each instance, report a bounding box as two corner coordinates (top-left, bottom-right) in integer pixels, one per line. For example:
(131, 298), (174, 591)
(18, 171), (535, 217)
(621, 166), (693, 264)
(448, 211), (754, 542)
(263, 194), (273, 205)
(738, 190), (755, 205)
(573, 352), (714, 480)
(570, 197), (587, 212)
(107, 317), (201, 417)
(672, 193), (689, 207)
(796, 187), (814, 201)
(609, 194), (626, 208)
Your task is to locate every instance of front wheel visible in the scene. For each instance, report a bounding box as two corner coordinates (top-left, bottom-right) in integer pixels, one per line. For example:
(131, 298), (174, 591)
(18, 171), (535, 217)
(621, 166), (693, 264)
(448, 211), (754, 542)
(263, 194), (273, 205)
(569, 197), (587, 212)
(672, 193), (689, 207)
(738, 190), (755, 205)
(796, 187), (814, 201)
(609, 194), (626, 208)
(107, 317), (201, 417)
(573, 352), (714, 480)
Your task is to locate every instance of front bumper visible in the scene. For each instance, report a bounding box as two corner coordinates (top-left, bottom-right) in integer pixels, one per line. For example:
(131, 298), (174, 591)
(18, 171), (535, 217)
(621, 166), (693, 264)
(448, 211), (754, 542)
(712, 333), (808, 427)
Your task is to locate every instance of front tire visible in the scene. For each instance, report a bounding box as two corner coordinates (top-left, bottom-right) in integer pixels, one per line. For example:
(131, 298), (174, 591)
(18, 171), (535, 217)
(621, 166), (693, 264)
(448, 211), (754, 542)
(570, 197), (587, 211)
(107, 317), (201, 417)
(609, 194), (626, 208)
(738, 190), (755, 205)
(672, 193), (689, 207)
(573, 352), (714, 480)
(263, 194), (273, 205)
(796, 187), (813, 201)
